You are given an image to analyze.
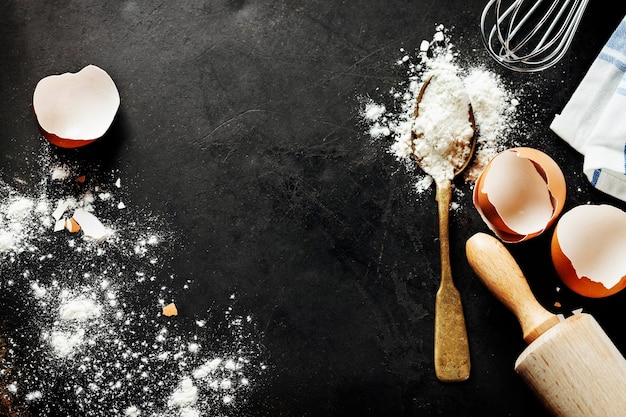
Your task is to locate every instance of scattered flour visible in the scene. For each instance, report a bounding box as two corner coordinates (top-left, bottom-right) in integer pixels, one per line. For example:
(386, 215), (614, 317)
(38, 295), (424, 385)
(47, 329), (86, 358)
(51, 165), (71, 180)
(25, 391), (42, 401)
(58, 297), (102, 321)
(124, 406), (141, 417)
(168, 377), (199, 408)
(0, 141), (266, 416)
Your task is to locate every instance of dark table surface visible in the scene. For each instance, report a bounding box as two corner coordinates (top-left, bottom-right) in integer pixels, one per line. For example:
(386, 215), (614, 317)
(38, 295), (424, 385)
(2, 1), (626, 416)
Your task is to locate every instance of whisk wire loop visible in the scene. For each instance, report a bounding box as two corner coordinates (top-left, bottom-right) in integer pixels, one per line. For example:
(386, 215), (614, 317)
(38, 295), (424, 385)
(481, 0), (589, 72)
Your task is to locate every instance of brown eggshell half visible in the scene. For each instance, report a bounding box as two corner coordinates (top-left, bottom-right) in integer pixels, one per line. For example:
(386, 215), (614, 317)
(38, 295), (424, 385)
(473, 147), (566, 243)
(551, 204), (626, 298)
(33, 65), (120, 148)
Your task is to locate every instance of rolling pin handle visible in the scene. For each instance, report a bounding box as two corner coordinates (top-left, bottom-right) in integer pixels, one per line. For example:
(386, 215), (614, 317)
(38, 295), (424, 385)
(465, 232), (560, 344)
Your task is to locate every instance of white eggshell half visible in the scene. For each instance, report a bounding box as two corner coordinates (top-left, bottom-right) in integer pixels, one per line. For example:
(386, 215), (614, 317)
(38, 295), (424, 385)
(556, 204), (626, 289)
(72, 209), (108, 241)
(33, 65), (120, 141)
(480, 150), (553, 235)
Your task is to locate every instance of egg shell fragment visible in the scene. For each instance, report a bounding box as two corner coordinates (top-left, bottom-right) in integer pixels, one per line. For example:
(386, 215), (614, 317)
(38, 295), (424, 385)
(473, 147), (566, 243)
(162, 303), (178, 317)
(65, 218), (81, 233)
(72, 209), (108, 241)
(551, 204), (626, 298)
(33, 65), (120, 148)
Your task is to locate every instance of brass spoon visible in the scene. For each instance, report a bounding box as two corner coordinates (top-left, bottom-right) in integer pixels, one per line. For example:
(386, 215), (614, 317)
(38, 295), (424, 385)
(411, 76), (476, 382)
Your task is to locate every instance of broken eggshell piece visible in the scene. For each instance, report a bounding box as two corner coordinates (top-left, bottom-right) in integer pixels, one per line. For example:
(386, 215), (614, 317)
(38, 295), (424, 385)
(551, 204), (626, 298)
(33, 65), (120, 148)
(473, 147), (566, 243)
(162, 303), (178, 317)
(72, 209), (108, 241)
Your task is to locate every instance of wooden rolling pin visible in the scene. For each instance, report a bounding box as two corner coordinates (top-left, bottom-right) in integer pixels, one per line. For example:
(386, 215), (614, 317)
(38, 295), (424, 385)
(466, 232), (626, 417)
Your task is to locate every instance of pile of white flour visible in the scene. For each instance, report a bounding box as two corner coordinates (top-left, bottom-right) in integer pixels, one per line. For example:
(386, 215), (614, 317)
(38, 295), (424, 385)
(410, 62), (475, 184)
(0, 143), (266, 416)
(362, 25), (520, 195)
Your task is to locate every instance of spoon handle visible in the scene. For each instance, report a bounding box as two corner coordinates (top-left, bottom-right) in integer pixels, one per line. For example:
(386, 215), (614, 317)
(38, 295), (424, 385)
(434, 179), (471, 382)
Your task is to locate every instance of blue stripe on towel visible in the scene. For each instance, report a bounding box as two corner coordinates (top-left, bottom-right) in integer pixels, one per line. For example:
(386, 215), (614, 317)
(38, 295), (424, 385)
(606, 18), (626, 53)
(617, 87), (626, 96)
(601, 18), (626, 71)
(598, 52), (626, 72)
(592, 169), (601, 186)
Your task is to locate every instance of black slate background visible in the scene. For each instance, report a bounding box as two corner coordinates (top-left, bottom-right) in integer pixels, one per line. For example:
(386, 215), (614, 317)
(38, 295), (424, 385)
(2, 1), (626, 416)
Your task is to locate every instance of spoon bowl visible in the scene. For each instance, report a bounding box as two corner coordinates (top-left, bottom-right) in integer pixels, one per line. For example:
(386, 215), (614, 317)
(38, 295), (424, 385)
(411, 76), (478, 179)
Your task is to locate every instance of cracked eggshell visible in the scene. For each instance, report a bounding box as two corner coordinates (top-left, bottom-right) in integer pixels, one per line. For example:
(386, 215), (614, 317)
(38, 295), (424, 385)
(72, 209), (108, 241)
(473, 147), (566, 243)
(551, 204), (626, 298)
(33, 65), (120, 148)
(162, 303), (178, 317)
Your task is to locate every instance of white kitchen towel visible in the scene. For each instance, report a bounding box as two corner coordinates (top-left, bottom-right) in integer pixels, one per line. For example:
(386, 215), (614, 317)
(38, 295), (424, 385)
(550, 16), (626, 202)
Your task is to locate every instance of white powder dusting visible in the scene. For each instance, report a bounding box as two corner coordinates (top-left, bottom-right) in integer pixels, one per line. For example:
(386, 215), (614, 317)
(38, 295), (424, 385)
(168, 377), (199, 408)
(464, 68), (519, 180)
(410, 60), (474, 183)
(25, 391), (42, 401)
(362, 25), (520, 200)
(58, 297), (102, 321)
(47, 329), (86, 358)
(0, 142), (266, 416)
(193, 357), (223, 379)
(51, 165), (71, 180)
(0, 195), (40, 252)
(124, 406), (141, 417)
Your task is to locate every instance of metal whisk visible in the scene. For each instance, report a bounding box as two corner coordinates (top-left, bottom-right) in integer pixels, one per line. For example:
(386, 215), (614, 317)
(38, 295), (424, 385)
(480, 0), (589, 72)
